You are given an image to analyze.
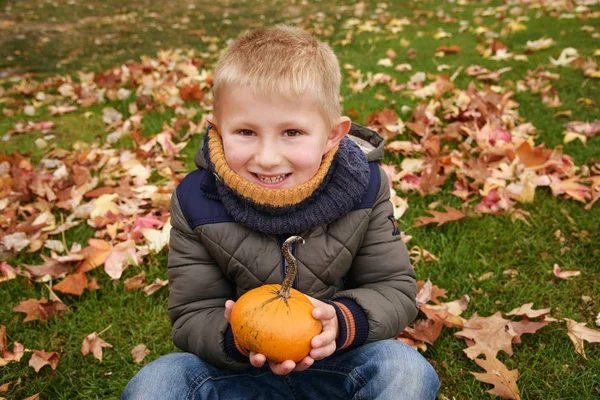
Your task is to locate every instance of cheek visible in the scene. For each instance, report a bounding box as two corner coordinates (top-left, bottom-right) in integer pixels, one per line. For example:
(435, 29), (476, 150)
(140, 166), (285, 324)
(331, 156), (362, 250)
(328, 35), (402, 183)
(290, 149), (323, 174)
(222, 140), (251, 172)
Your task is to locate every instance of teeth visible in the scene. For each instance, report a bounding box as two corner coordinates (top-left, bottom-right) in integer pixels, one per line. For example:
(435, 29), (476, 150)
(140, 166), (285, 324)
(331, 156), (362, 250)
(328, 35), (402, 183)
(257, 174), (287, 183)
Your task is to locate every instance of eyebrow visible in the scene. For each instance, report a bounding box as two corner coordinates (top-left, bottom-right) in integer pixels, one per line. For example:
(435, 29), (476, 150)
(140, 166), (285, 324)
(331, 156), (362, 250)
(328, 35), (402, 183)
(230, 120), (310, 130)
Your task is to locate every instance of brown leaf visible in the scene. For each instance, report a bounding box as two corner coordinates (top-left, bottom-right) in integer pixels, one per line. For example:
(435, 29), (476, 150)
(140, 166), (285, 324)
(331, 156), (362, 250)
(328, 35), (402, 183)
(511, 319), (551, 344)
(23, 394), (41, 400)
(435, 45), (462, 54)
(420, 295), (469, 328)
(131, 344), (150, 364)
(0, 325), (5, 352)
(0, 383), (9, 393)
(29, 350), (60, 373)
(84, 186), (115, 199)
(52, 272), (88, 295)
(88, 277), (101, 291)
(471, 355), (521, 400)
(180, 83), (204, 102)
(403, 318), (444, 345)
(124, 271), (146, 292)
(455, 312), (517, 360)
(414, 205), (466, 227)
(81, 332), (113, 363)
(506, 303), (551, 319)
(143, 278), (168, 296)
(416, 280), (447, 305)
(565, 318), (600, 359)
(13, 297), (68, 322)
(506, 142), (552, 169)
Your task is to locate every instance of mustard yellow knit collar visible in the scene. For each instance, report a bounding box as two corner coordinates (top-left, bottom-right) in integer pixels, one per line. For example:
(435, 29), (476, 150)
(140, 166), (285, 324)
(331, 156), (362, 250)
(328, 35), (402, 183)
(206, 127), (339, 208)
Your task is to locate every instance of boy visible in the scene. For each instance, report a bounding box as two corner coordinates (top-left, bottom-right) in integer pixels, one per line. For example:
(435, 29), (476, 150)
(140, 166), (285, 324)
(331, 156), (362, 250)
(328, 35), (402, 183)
(123, 24), (439, 399)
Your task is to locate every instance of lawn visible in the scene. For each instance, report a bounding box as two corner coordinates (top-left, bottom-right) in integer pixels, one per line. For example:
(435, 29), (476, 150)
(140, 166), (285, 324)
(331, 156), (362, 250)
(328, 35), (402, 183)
(1, 0), (599, 399)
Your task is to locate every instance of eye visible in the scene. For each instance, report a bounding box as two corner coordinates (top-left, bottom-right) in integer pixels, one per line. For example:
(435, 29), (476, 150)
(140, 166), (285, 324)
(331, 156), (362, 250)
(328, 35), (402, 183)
(284, 130), (302, 137)
(238, 130), (255, 136)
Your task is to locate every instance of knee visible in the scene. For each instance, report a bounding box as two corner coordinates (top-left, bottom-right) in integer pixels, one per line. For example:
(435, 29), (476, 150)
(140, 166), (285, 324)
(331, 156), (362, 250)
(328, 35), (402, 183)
(361, 341), (440, 395)
(122, 352), (207, 400)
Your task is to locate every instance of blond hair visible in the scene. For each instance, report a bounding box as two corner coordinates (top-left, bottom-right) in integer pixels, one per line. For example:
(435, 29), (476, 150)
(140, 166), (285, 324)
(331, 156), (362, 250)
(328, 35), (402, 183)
(212, 24), (342, 129)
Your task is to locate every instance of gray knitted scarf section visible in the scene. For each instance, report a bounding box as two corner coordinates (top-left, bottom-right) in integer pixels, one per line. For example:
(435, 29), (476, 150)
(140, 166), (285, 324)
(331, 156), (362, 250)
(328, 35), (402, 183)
(202, 134), (371, 235)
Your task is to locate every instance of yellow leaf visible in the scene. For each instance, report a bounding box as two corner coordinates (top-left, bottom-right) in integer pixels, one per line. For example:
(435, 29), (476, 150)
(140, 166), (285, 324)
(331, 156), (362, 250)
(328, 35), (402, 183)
(90, 194), (120, 219)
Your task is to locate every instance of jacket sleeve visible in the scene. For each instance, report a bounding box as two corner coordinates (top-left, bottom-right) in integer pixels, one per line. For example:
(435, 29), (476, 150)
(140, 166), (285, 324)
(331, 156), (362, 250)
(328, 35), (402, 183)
(331, 165), (418, 345)
(168, 189), (250, 371)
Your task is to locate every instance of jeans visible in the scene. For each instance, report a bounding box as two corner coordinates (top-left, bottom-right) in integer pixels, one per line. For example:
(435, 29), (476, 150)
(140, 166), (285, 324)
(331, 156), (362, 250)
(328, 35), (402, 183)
(122, 340), (440, 400)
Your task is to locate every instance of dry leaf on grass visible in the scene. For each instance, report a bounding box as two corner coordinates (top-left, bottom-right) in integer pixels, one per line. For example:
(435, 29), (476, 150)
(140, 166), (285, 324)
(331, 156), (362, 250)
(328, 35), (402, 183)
(471, 354), (521, 400)
(13, 297), (68, 322)
(553, 264), (581, 279)
(506, 303), (551, 319)
(81, 332), (113, 363)
(456, 312), (517, 360)
(52, 272), (88, 295)
(565, 318), (600, 359)
(414, 206), (466, 227)
(131, 344), (150, 364)
(29, 350), (60, 373)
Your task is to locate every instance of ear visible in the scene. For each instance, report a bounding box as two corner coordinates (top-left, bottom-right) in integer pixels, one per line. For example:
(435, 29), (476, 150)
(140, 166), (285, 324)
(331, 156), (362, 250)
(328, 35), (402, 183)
(205, 113), (216, 127)
(323, 116), (352, 154)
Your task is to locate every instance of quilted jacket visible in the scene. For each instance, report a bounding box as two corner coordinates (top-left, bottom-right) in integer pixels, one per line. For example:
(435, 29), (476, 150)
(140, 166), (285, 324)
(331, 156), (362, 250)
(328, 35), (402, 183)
(167, 123), (417, 371)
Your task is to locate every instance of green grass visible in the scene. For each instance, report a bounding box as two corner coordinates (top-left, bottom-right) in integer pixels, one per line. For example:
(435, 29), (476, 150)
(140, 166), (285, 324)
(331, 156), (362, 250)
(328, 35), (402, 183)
(1, 0), (600, 398)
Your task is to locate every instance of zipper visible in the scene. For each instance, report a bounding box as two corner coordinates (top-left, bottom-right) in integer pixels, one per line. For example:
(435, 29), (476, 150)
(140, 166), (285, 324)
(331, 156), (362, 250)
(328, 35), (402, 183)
(278, 235), (298, 289)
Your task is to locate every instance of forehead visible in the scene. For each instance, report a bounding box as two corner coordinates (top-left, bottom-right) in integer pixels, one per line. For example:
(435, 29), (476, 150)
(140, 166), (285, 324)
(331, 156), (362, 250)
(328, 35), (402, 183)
(215, 84), (326, 127)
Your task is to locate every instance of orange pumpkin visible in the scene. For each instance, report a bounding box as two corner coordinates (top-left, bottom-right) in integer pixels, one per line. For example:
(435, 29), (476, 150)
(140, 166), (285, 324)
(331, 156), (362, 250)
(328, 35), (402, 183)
(230, 236), (321, 363)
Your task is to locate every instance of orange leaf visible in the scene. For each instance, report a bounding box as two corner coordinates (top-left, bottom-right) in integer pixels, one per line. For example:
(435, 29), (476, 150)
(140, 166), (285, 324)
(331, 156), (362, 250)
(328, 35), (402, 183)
(435, 45), (462, 54)
(77, 239), (112, 273)
(414, 205), (466, 227)
(52, 272), (88, 296)
(124, 272), (146, 292)
(471, 355), (521, 400)
(506, 142), (552, 169)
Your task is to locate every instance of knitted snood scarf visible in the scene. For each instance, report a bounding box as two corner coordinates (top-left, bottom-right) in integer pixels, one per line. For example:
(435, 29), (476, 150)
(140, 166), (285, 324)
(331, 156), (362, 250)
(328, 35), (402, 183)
(202, 126), (371, 235)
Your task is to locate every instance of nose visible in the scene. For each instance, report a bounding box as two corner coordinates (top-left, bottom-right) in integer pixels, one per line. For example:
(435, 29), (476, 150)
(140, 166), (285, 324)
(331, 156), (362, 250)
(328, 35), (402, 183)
(254, 139), (282, 169)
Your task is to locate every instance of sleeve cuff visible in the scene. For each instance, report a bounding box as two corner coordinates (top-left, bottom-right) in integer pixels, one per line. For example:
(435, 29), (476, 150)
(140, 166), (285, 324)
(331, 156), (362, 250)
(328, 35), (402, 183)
(224, 325), (250, 362)
(323, 298), (369, 352)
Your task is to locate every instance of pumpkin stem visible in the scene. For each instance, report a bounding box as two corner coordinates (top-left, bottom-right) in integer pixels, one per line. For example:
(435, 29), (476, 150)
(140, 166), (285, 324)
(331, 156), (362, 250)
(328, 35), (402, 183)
(277, 236), (305, 300)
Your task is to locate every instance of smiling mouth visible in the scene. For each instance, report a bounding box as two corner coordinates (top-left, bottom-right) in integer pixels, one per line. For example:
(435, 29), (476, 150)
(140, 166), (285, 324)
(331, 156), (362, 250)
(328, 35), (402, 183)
(253, 173), (290, 184)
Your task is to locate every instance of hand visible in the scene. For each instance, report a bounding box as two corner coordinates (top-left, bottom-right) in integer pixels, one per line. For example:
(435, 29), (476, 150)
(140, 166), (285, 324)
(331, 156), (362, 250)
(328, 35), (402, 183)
(223, 297), (339, 375)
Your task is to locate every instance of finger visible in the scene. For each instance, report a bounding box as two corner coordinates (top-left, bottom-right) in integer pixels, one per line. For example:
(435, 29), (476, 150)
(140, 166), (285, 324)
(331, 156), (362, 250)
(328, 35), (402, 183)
(292, 356), (314, 372)
(249, 352), (266, 368)
(224, 300), (235, 322)
(269, 360), (296, 376)
(311, 327), (337, 348)
(312, 305), (336, 320)
(310, 341), (336, 360)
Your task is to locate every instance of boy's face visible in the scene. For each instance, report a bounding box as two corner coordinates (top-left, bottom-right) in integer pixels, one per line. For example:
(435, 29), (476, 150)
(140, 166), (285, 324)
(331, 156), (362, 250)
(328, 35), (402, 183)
(208, 85), (350, 189)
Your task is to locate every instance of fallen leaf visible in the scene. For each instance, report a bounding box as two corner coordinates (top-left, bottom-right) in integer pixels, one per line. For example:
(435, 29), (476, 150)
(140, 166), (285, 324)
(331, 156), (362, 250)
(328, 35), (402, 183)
(511, 319), (551, 344)
(124, 272), (146, 292)
(553, 264), (581, 279)
(143, 278), (168, 296)
(414, 205), (467, 227)
(131, 344), (150, 364)
(29, 350), (60, 372)
(506, 303), (551, 319)
(403, 318), (444, 345)
(13, 297), (68, 322)
(565, 318), (600, 359)
(141, 218), (171, 252)
(81, 332), (113, 363)
(456, 312), (517, 360)
(471, 354), (521, 400)
(0, 261), (17, 283)
(52, 272), (88, 295)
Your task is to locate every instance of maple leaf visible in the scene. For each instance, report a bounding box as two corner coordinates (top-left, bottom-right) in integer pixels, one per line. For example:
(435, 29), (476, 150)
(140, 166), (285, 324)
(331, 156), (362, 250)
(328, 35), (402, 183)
(78, 238), (112, 272)
(13, 297), (68, 322)
(416, 280), (448, 306)
(105, 240), (144, 280)
(420, 295), (469, 328)
(416, 279), (432, 306)
(81, 332), (113, 363)
(29, 350), (60, 373)
(506, 303), (551, 319)
(414, 205), (466, 227)
(131, 344), (150, 364)
(52, 272), (88, 296)
(471, 354), (521, 400)
(455, 312), (517, 360)
(553, 264), (581, 279)
(90, 193), (120, 220)
(564, 318), (600, 359)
